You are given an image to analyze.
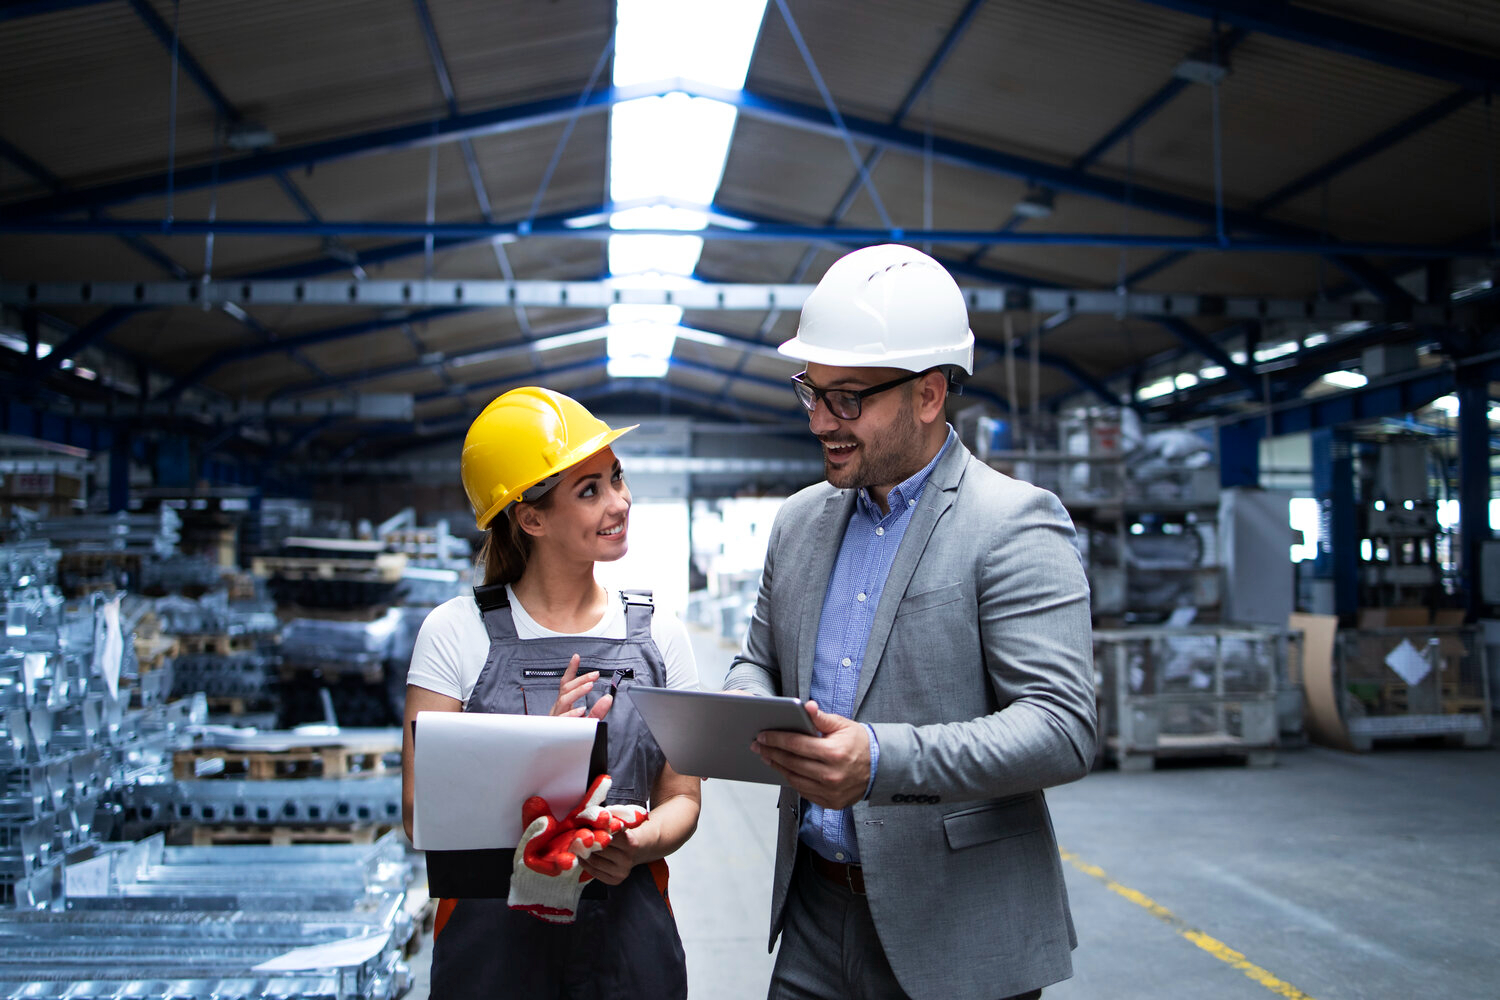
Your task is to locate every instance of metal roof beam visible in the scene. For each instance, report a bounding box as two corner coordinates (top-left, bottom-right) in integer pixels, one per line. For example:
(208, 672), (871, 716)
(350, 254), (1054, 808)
(4, 215), (1487, 259)
(1218, 359), (1494, 439)
(4, 85), (640, 219)
(13, 278), (1480, 325)
(1129, 0), (1500, 93)
(1074, 27), (1247, 171)
(1149, 314), (1259, 392)
(159, 306), (468, 400)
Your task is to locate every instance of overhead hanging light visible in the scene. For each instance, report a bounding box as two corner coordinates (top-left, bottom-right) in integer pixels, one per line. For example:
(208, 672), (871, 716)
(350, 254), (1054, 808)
(1013, 186), (1055, 220)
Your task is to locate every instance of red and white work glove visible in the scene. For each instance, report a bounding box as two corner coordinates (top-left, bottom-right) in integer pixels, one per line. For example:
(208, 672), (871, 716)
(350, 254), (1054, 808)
(506, 774), (649, 923)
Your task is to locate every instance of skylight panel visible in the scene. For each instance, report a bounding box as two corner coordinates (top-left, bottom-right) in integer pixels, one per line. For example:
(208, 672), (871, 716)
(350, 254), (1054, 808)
(608, 234), (705, 277)
(613, 0), (768, 89)
(606, 303), (681, 378)
(605, 0), (767, 375)
(609, 95), (738, 206)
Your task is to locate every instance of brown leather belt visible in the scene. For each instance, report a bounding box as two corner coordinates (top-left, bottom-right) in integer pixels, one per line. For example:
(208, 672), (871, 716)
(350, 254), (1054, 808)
(807, 850), (865, 895)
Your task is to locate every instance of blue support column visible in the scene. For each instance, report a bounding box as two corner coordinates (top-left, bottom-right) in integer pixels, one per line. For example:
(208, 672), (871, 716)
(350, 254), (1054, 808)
(1456, 368), (1491, 619)
(1218, 420), (1261, 488)
(108, 428), (132, 513)
(1312, 427), (1359, 621)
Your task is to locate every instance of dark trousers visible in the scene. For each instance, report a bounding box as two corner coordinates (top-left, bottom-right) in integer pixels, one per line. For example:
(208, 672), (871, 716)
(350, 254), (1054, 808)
(768, 849), (1042, 1000)
(431, 863), (686, 1000)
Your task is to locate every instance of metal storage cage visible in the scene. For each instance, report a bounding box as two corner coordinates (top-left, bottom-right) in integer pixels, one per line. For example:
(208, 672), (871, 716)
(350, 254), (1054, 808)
(1333, 626), (1492, 750)
(1094, 625), (1294, 770)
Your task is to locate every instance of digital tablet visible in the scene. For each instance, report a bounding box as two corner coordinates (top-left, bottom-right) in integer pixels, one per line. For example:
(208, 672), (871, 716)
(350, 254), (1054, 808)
(626, 687), (820, 785)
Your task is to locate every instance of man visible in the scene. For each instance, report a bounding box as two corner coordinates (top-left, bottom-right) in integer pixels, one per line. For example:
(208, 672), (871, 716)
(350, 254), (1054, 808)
(724, 244), (1096, 1000)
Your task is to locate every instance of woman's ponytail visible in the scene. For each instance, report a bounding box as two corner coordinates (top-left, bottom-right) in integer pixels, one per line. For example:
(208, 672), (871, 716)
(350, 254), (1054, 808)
(476, 493), (554, 586)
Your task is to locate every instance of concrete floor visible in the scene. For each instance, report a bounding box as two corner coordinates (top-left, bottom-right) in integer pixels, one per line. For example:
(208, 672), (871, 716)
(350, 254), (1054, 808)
(405, 627), (1499, 999)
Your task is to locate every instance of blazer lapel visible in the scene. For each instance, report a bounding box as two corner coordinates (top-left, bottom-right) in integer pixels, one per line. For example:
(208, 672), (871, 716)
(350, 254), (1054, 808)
(794, 489), (856, 700)
(852, 441), (970, 715)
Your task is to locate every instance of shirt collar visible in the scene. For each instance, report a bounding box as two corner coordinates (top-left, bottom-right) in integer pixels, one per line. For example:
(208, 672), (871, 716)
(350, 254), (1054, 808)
(857, 425), (957, 520)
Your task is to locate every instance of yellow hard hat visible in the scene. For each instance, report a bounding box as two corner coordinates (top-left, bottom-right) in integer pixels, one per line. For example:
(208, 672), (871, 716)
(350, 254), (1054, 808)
(461, 387), (636, 530)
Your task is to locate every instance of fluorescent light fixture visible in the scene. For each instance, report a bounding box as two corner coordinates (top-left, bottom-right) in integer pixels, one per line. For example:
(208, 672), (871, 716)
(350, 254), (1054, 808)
(1253, 341), (1299, 362)
(1173, 56), (1229, 86)
(1229, 351), (1248, 364)
(1138, 378), (1175, 401)
(225, 120), (276, 151)
(1335, 321), (1370, 335)
(1012, 186), (1055, 220)
(1321, 370), (1367, 389)
(1174, 372), (1199, 390)
(0, 333), (51, 358)
(613, 0), (768, 90)
(1489, 406), (1500, 422)
(1199, 365), (1226, 380)
(1303, 332), (1329, 348)
(447, 328), (609, 368)
(1429, 394), (1460, 415)
(608, 234), (705, 277)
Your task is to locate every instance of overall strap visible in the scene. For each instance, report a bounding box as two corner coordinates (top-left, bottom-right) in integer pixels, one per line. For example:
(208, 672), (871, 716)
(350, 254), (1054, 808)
(472, 584), (519, 641)
(619, 588), (654, 641)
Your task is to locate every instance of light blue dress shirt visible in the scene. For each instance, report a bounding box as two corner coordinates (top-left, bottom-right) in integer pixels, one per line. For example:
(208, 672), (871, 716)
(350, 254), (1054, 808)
(800, 427), (957, 864)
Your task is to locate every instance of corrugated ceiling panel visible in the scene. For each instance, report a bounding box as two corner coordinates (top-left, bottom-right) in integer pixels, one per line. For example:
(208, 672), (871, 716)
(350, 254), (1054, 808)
(111, 177), (323, 274)
(749, 0), (984, 122)
(1303, 0), (1500, 55)
(718, 117), (879, 223)
(1128, 249), (1332, 298)
(0, 4), (221, 186)
(428, 0), (616, 110)
(1093, 33), (1456, 214)
(141, 0), (445, 149)
(1270, 101), (1496, 244)
(0, 234), (177, 283)
(106, 304), (261, 370)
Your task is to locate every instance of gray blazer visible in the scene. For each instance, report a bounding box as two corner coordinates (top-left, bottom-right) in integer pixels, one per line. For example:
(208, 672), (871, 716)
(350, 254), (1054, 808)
(724, 438), (1096, 1000)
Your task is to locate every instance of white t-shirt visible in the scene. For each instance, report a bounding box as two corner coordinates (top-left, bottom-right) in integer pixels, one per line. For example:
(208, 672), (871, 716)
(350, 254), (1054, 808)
(406, 586), (699, 703)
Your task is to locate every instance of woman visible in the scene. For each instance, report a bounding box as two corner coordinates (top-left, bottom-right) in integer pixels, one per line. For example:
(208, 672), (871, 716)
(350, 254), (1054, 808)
(401, 386), (701, 999)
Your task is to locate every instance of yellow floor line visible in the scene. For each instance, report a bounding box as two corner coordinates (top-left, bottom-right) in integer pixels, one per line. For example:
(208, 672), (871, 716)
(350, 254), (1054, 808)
(1059, 849), (1321, 1000)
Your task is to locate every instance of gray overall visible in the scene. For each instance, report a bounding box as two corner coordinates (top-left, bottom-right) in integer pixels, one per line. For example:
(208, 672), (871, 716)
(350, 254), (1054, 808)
(429, 585), (688, 1000)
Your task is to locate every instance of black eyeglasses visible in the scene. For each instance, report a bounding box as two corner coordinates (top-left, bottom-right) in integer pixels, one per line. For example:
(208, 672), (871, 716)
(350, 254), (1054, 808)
(790, 370), (927, 420)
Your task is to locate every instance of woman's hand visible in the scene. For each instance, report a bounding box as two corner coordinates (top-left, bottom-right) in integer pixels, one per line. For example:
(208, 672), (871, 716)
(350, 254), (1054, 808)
(550, 654), (613, 720)
(578, 825), (654, 885)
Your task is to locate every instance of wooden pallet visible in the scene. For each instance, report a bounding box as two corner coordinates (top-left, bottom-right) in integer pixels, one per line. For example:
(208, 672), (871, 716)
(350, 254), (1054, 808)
(174, 742), (398, 781)
(275, 602), (393, 622)
(252, 553), (407, 583)
(133, 635), (180, 672)
(174, 632), (263, 655)
(190, 823), (397, 847)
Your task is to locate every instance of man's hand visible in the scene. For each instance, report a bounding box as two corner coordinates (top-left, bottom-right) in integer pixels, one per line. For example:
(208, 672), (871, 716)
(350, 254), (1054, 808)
(752, 700), (869, 809)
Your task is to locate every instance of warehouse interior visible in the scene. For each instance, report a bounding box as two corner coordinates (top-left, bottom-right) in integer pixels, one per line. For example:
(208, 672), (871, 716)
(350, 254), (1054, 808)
(0, 0), (1497, 997)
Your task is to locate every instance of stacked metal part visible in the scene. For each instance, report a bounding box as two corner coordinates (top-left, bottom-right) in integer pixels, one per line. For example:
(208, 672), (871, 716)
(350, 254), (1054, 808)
(138, 554), (231, 594)
(157, 592), (282, 705)
(0, 833), (415, 999)
(17, 509), (181, 558)
(131, 726), (403, 828)
(0, 545), (188, 909)
(280, 612), (403, 676)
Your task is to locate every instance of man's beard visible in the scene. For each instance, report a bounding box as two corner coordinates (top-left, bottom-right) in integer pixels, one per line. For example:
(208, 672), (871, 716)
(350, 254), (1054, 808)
(821, 399), (923, 491)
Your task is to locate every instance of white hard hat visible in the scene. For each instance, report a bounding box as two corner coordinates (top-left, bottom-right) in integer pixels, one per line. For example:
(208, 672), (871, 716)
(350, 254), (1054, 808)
(779, 244), (974, 375)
